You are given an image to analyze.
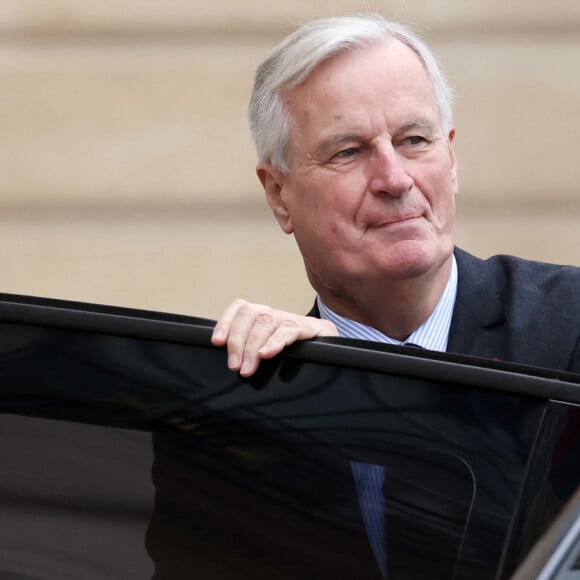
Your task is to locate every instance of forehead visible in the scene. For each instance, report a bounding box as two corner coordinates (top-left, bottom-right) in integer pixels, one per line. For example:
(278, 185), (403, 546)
(284, 39), (438, 143)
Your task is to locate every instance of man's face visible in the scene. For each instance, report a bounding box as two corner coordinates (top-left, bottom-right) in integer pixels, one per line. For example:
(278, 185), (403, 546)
(259, 39), (458, 301)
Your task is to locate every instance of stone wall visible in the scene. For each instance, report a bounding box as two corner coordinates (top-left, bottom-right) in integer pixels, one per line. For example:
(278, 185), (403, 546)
(1, 1), (578, 318)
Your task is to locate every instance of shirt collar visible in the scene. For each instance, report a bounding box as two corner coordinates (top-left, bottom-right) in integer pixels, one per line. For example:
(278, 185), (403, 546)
(317, 255), (458, 353)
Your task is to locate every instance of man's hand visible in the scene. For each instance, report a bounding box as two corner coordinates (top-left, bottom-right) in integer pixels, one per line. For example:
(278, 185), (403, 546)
(211, 299), (338, 377)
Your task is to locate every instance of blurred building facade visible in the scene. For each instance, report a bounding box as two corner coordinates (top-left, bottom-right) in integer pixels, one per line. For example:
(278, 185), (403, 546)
(0, 1), (579, 318)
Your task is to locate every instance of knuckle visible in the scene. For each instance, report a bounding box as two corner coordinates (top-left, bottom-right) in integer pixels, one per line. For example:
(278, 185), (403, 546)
(323, 320), (335, 330)
(237, 300), (267, 317)
(231, 298), (247, 311)
(321, 320), (338, 334)
(281, 318), (300, 330)
(234, 299), (251, 314)
(227, 335), (246, 348)
(255, 312), (276, 326)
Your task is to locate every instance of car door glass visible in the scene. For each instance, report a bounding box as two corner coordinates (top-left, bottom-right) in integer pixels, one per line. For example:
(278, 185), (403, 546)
(1, 320), (555, 579)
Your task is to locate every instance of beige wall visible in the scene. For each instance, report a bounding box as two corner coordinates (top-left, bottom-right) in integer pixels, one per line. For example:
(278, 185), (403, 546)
(1, 1), (579, 319)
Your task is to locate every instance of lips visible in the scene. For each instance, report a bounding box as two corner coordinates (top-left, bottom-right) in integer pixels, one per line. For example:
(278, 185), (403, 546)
(369, 213), (423, 228)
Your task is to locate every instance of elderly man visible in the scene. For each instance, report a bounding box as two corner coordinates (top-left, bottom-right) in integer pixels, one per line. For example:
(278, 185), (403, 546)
(212, 14), (580, 377)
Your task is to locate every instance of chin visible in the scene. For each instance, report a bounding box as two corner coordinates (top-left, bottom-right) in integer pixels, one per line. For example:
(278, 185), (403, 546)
(370, 241), (451, 280)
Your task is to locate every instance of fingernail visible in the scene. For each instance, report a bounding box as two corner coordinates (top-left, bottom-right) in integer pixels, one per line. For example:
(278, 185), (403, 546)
(240, 360), (252, 376)
(212, 329), (224, 342)
(228, 354), (239, 369)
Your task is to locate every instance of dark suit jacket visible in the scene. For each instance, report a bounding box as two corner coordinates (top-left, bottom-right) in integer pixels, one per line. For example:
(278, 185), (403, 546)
(448, 248), (580, 373)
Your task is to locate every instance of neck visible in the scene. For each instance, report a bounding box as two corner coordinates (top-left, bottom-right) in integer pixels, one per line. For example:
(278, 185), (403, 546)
(314, 257), (453, 340)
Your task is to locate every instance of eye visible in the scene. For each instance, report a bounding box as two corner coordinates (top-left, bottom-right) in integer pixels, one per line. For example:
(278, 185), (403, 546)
(405, 135), (427, 146)
(333, 147), (359, 160)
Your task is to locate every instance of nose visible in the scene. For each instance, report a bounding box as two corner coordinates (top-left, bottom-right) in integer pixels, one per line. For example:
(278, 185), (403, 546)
(368, 145), (414, 198)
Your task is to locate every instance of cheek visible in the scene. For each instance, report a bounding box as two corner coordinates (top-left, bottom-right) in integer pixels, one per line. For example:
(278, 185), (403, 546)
(288, 169), (368, 239)
(432, 191), (456, 232)
(443, 194), (456, 230)
(307, 184), (357, 223)
(295, 201), (355, 259)
(422, 167), (457, 217)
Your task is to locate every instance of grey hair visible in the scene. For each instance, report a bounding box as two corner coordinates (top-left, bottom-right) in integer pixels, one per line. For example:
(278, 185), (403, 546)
(248, 14), (454, 174)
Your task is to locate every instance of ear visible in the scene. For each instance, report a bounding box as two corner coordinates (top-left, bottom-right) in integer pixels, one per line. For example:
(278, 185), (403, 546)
(256, 162), (294, 234)
(447, 127), (459, 194)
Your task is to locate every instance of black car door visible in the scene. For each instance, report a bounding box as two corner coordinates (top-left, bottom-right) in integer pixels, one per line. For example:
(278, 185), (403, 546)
(0, 293), (578, 579)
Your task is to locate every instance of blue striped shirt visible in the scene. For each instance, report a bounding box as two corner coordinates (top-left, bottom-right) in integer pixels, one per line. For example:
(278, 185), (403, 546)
(317, 255), (457, 353)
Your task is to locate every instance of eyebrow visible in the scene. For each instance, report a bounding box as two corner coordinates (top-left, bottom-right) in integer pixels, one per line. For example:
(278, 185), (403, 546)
(398, 118), (437, 133)
(313, 133), (370, 158)
(313, 118), (438, 158)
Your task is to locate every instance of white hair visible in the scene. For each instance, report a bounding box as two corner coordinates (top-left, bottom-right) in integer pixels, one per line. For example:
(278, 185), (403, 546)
(248, 14), (454, 173)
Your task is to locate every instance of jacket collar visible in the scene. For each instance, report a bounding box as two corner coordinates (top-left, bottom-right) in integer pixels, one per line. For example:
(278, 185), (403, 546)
(447, 247), (506, 356)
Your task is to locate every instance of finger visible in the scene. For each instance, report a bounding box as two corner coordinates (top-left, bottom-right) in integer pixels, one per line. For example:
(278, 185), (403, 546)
(236, 310), (280, 376)
(243, 310), (279, 352)
(239, 317), (337, 376)
(226, 302), (275, 372)
(255, 317), (302, 358)
(299, 318), (339, 339)
(257, 317), (338, 359)
(211, 299), (249, 346)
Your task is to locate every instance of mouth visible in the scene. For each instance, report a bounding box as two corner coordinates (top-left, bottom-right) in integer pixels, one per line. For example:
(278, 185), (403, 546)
(370, 213), (423, 228)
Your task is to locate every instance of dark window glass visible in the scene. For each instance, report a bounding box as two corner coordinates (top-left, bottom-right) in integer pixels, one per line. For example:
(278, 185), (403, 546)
(0, 315), (578, 580)
(0, 414), (154, 579)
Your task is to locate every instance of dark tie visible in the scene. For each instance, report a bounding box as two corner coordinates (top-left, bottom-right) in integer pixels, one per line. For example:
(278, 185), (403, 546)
(351, 344), (421, 578)
(351, 461), (387, 579)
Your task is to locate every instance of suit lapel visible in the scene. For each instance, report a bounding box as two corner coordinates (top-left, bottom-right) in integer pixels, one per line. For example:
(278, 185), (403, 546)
(447, 248), (507, 358)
